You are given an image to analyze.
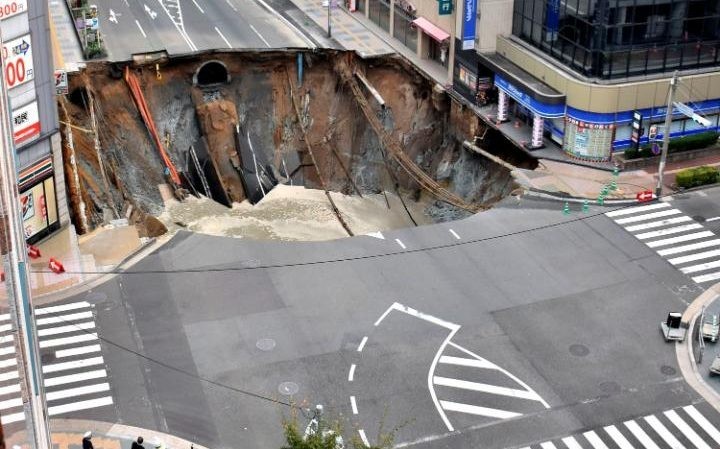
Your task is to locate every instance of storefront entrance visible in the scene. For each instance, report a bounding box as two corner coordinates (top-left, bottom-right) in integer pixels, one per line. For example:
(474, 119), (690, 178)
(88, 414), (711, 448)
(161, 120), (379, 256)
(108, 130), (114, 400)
(18, 156), (60, 244)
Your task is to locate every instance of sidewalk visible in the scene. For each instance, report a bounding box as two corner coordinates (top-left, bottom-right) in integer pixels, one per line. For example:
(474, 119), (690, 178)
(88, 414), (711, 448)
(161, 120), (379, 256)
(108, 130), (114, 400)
(48, 0), (85, 72)
(5, 418), (207, 449)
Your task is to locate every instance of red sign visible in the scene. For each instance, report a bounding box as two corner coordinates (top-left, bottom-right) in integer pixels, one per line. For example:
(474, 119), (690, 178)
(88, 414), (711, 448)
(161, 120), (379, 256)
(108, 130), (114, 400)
(12, 101), (40, 145)
(636, 190), (654, 202)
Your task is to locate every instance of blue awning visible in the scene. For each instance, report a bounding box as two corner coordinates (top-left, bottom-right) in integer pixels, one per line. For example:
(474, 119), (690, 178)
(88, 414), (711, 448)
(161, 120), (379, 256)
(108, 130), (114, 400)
(494, 74), (565, 118)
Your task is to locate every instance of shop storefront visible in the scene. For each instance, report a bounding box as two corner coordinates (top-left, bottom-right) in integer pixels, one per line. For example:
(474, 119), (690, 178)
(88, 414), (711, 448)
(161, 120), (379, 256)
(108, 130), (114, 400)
(494, 73), (565, 149)
(392, 2), (417, 52)
(368, 0), (390, 31)
(412, 17), (450, 66)
(18, 156), (59, 244)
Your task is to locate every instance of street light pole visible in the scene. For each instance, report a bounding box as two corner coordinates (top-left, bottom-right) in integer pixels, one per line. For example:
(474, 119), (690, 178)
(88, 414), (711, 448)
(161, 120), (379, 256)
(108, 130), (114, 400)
(656, 70), (678, 198)
(0, 36), (51, 449)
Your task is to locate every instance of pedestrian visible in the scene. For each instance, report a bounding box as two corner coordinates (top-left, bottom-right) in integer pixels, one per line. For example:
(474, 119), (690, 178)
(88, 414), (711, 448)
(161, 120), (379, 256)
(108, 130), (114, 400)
(82, 431), (94, 449)
(132, 437), (144, 449)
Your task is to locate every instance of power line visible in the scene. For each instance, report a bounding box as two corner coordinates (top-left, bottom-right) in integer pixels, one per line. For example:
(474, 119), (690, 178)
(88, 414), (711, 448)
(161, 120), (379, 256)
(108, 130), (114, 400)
(30, 197), (672, 277)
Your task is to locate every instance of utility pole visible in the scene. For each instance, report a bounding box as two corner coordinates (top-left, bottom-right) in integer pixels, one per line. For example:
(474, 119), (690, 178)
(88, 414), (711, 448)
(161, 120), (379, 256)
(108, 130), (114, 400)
(656, 70), (678, 198)
(0, 36), (51, 449)
(327, 0), (332, 38)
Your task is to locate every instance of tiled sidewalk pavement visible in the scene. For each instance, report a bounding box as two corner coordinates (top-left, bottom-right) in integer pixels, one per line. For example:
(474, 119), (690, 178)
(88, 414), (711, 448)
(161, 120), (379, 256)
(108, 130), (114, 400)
(49, 0), (84, 72)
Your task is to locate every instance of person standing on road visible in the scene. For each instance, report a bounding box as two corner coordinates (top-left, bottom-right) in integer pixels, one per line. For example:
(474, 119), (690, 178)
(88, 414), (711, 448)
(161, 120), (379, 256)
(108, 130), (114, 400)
(132, 436), (145, 449)
(82, 431), (94, 449)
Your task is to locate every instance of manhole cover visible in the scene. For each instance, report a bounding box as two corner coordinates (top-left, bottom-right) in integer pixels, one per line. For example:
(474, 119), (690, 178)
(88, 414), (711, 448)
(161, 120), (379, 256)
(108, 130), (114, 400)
(599, 381), (621, 394)
(692, 215), (706, 223)
(278, 382), (299, 396)
(569, 344), (589, 357)
(256, 338), (276, 351)
(661, 365), (677, 376)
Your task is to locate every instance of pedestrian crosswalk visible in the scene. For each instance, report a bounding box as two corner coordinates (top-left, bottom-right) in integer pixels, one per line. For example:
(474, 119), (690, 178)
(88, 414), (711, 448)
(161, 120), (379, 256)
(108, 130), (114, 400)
(606, 201), (720, 284)
(432, 340), (549, 431)
(516, 403), (720, 449)
(0, 300), (113, 429)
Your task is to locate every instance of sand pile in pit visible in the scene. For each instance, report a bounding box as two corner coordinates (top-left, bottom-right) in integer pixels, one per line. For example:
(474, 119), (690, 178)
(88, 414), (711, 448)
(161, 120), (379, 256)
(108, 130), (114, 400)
(158, 184), (432, 241)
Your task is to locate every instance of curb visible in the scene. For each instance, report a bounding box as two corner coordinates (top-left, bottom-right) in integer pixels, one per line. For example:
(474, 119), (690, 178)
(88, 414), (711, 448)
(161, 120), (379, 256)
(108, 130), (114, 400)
(678, 283), (720, 413)
(521, 188), (641, 205)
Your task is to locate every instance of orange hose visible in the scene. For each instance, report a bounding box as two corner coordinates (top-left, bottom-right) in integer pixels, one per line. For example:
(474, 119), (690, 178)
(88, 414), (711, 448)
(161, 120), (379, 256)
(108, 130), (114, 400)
(124, 67), (181, 186)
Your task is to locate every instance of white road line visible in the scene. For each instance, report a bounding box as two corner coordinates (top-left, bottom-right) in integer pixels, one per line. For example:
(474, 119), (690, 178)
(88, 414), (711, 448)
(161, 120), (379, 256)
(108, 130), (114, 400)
(0, 397), (22, 411)
(56, 344), (102, 358)
(1, 412), (25, 424)
(35, 301), (91, 315)
(624, 419), (661, 449)
(0, 384), (20, 396)
(135, 20), (147, 38)
(358, 429), (369, 446)
(214, 26), (232, 48)
(540, 443), (557, 449)
(0, 370), (19, 382)
(48, 396), (113, 415)
(0, 314), (8, 322)
(582, 430), (610, 449)
(635, 223), (703, 240)
(606, 202), (670, 217)
(44, 369), (107, 387)
(46, 383), (110, 401)
(376, 302), (459, 330)
(395, 239), (406, 249)
(191, 0), (204, 13)
(615, 209), (682, 224)
(350, 396), (358, 414)
(665, 410), (710, 449)
(693, 271), (720, 283)
(647, 231), (714, 248)
(625, 216), (692, 232)
(604, 425), (633, 449)
(0, 335), (12, 346)
(36, 311), (93, 326)
(0, 324), (12, 333)
(447, 341), (550, 409)
(249, 24), (270, 47)
(439, 400), (521, 419)
(0, 345), (14, 356)
(668, 248), (720, 265)
(561, 436), (583, 449)
(449, 229), (460, 240)
(429, 328), (460, 432)
(657, 239), (720, 256)
(348, 364), (356, 382)
(0, 358), (17, 369)
(224, 0), (237, 11)
(357, 336), (368, 352)
(43, 356), (104, 374)
(707, 217), (720, 222)
(38, 321), (96, 337)
(439, 355), (496, 370)
(644, 415), (686, 449)
(433, 376), (542, 401)
(39, 333), (98, 348)
(683, 405), (720, 444)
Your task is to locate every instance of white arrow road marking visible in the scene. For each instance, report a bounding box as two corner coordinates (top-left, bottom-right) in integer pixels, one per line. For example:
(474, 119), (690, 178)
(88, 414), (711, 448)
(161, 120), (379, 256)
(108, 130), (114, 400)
(144, 4), (157, 19)
(108, 9), (120, 23)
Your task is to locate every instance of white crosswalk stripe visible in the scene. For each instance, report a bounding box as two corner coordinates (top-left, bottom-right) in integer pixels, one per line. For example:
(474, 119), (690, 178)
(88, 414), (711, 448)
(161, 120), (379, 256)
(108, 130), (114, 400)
(0, 301), (114, 431)
(606, 204), (720, 283)
(519, 403), (720, 449)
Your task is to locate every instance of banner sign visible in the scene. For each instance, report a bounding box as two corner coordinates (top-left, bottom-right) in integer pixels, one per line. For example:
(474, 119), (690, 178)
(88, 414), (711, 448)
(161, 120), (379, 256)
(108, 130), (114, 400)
(461, 0), (477, 50)
(2, 33), (34, 89)
(546, 0), (560, 32)
(0, 0), (27, 20)
(12, 101), (40, 145)
(55, 70), (68, 95)
(494, 74), (565, 118)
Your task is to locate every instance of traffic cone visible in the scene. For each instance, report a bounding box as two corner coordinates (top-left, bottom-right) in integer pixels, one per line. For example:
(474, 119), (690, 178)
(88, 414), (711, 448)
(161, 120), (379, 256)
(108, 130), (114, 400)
(582, 200), (589, 213)
(597, 195), (605, 206)
(27, 245), (40, 259)
(48, 257), (65, 274)
(563, 202), (570, 215)
(610, 179), (617, 191)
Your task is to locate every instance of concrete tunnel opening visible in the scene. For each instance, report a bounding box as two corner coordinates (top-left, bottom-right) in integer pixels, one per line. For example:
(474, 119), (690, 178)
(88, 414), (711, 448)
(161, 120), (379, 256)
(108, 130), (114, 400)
(59, 50), (538, 241)
(194, 61), (231, 87)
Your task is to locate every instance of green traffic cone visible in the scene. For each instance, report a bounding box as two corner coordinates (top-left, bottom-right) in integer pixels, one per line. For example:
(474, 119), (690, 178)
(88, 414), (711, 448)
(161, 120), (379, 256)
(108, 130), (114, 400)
(610, 180), (617, 191)
(563, 202), (570, 215)
(597, 196), (605, 206)
(582, 200), (589, 213)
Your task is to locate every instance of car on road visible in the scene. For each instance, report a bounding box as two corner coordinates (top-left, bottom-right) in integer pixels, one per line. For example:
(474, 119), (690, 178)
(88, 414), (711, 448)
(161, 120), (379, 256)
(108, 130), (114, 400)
(703, 314), (720, 342)
(711, 354), (720, 375)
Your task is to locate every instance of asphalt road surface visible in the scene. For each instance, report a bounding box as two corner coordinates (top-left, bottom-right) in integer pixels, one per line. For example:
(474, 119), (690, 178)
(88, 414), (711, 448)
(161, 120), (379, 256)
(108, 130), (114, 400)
(94, 0), (311, 61)
(47, 190), (720, 449)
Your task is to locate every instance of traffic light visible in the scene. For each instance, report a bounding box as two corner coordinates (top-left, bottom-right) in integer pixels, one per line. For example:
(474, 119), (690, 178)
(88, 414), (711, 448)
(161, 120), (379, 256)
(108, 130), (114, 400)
(649, 125), (658, 140)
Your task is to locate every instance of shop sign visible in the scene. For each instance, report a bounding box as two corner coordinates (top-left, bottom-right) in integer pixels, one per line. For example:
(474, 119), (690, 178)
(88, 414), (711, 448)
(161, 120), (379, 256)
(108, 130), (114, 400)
(438, 0), (452, 15)
(494, 74), (565, 118)
(461, 0), (477, 50)
(2, 34), (34, 89)
(55, 70), (68, 95)
(12, 101), (40, 145)
(20, 177), (58, 240)
(0, 0), (27, 20)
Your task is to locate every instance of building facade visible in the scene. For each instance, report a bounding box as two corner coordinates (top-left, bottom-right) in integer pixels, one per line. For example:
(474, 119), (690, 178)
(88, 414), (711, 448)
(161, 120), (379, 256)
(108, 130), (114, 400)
(1, 0), (68, 243)
(456, 0), (720, 161)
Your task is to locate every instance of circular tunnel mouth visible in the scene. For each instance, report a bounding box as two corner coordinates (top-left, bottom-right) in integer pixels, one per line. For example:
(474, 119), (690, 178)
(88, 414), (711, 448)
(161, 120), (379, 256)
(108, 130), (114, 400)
(195, 61), (230, 87)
